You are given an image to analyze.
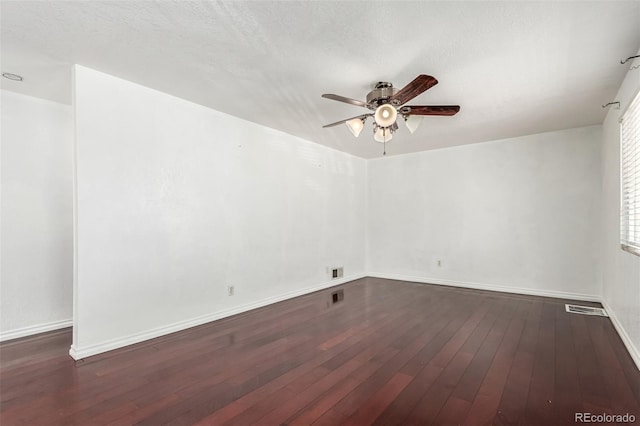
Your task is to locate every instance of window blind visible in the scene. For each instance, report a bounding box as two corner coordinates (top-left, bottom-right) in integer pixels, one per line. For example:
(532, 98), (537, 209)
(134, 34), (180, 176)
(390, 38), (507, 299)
(621, 90), (640, 256)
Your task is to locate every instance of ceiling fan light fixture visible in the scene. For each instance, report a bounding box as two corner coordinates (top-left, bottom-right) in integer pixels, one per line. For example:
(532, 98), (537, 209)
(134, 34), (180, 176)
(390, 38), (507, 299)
(404, 115), (423, 134)
(374, 126), (393, 143)
(374, 104), (397, 127)
(346, 117), (365, 137)
(321, 74), (459, 151)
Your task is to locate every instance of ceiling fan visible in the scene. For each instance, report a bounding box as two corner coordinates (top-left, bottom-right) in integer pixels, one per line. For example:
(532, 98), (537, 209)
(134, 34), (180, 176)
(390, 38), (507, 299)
(322, 74), (460, 154)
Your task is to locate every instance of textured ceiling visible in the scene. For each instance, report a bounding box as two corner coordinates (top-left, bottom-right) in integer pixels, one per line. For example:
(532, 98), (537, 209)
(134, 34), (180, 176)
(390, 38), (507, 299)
(1, 1), (639, 158)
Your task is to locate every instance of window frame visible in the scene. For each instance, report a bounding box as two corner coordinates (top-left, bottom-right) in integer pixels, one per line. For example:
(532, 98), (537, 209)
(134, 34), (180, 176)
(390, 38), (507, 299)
(620, 87), (640, 257)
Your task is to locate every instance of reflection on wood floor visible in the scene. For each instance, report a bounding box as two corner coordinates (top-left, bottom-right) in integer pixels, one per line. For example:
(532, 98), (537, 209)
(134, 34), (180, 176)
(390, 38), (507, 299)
(1, 277), (639, 425)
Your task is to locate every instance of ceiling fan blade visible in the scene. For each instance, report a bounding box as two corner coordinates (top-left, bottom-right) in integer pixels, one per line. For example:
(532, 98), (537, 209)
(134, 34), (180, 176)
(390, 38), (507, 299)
(322, 94), (368, 108)
(401, 105), (460, 116)
(389, 75), (438, 105)
(322, 114), (372, 128)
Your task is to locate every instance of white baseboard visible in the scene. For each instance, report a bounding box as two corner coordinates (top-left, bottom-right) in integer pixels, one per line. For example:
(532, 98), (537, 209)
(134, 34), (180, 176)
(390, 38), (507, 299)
(0, 319), (72, 342)
(600, 299), (640, 371)
(69, 273), (366, 360)
(367, 272), (602, 302)
(67, 272), (640, 373)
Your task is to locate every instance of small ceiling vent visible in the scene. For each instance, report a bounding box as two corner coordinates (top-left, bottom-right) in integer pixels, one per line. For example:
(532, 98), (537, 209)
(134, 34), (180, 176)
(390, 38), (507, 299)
(565, 304), (608, 317)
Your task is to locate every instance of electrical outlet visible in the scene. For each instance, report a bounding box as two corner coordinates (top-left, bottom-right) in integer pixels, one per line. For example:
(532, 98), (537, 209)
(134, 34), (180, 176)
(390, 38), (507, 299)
(227, 286), (234, 296)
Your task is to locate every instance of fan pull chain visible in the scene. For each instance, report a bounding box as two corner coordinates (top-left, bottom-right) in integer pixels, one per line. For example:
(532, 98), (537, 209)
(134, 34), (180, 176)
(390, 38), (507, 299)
(383, 128), (387, 155)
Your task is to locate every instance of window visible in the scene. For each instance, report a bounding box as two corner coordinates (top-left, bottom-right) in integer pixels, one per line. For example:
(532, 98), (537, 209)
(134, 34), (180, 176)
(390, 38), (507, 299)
(621, 90), (640, 256)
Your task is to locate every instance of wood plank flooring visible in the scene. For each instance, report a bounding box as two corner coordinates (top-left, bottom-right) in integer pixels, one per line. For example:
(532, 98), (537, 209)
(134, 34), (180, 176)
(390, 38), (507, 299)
(1, 277), (639, 425)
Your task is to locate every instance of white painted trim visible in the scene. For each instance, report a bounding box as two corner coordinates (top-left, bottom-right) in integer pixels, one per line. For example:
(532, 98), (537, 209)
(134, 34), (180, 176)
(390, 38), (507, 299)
(600, 299), (640, 371)
(68, 272), (639, 374)
(0, 319), (73, 342)
(69, 273), (366, 360)
(71, 65), (80, 348)
(367, 272), (602, 302)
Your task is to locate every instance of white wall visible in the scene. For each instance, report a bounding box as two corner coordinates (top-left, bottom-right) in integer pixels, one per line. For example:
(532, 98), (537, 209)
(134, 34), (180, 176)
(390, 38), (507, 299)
(368, 126), (602, 300)
(601, 54), (640, 368)
(6, 63), (634, 370)
(71, 66), (367, 359)
(1, 90), (73, 340)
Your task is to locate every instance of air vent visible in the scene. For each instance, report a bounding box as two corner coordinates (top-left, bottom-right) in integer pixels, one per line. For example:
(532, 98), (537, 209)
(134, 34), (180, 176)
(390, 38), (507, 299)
(331, 267), (344, 279)
(565, 304), (608, 317)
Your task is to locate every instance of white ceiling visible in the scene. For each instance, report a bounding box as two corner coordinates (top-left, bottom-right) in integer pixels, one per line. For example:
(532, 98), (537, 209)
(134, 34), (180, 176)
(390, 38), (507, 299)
(1, 1), (639, 158)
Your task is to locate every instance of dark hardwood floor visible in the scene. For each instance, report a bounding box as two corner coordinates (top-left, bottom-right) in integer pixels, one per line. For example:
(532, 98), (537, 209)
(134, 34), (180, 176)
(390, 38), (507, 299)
(1, 277), (639, 425)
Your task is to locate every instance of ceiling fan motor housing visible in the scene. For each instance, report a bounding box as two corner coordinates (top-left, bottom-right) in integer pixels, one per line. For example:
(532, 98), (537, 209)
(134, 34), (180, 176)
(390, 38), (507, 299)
(366, 82), (398, 108)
